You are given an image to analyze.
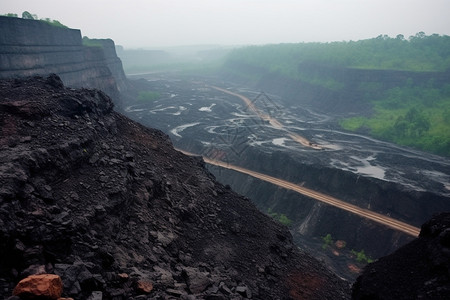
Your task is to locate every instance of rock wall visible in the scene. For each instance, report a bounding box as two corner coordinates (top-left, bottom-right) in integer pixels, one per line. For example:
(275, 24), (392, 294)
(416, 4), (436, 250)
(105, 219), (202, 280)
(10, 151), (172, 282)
(200, 146), (449, 258)
(0, 16), (128, 101)
(222, 60), (450, 115)
(209, 167), (414, 258)
(352, 213), (450, 299)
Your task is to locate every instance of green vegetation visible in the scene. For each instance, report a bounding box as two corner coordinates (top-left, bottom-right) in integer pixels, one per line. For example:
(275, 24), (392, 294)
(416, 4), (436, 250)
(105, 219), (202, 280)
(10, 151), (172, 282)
(2, 13), (18, 18)
(351, 249), (374, 264)
(40, 18), (68, 28)
(321, 233), (333, 249)
(267, 208), (292, 226)
(82, 37), (104, 48)
(2, 11), (67, 28)
(226, 33), (450, 74)
(137, 91), (160, 102)
(224, 33), (450, 156)
(21, 11), (37, 20)
(340, 82), (450, 156)
(320, 234), (373, 264)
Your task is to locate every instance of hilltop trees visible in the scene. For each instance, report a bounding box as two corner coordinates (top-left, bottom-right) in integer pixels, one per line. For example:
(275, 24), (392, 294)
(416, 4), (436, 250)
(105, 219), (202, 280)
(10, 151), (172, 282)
(226, 33), (450, 73)
(21, 11), (37, 20)
(2, 11), (67, 28)
(2, 13), (18, 18)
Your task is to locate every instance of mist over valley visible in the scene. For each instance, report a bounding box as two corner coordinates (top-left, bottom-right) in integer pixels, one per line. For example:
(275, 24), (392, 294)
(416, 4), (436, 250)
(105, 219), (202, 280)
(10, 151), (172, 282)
(1, 1), (450, 298)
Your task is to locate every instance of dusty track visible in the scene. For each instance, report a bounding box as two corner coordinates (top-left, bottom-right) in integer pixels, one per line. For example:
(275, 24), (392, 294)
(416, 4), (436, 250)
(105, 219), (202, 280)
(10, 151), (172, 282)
(178, 148), (420, 237)
(210, 86), (323, 150)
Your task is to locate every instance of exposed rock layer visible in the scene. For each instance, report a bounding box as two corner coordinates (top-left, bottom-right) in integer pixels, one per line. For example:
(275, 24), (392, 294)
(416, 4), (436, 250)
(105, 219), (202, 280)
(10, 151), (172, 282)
(353, 212), (450, 299)
(222, 60), (450, 115)
(0, 16), (128, 103)
(0, 75), (350, 299)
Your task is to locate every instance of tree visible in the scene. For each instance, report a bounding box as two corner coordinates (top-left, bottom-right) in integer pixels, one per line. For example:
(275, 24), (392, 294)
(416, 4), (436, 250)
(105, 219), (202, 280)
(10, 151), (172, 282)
(22, 11), (36, 20)
(3, 13), (18, 18)
(405, 108), (430, 137)
(267, 208), (292, 226)
(278, 214), (292, 226)
(322, 233), (333, 249)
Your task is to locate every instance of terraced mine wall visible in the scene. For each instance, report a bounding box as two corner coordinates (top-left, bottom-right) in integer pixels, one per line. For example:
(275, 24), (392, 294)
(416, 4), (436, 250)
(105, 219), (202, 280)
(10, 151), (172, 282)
(203, 147), (449, 258)
(0, 16), (128, 101)
(222, 60), (450, 115)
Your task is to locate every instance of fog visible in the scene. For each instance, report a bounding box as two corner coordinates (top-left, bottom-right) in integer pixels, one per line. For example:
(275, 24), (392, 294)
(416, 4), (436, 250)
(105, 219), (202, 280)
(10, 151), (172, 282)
(2, 0), (450, 48)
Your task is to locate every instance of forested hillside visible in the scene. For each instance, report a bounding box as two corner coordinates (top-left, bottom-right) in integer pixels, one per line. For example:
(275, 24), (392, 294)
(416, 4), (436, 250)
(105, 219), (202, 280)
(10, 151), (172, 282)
(223, 34), (450, 156)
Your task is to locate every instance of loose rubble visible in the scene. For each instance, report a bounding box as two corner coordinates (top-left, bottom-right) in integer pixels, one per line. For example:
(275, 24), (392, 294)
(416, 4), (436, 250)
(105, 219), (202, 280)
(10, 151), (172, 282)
(0, 75), (350, 299)
(353, 212), (450, 299)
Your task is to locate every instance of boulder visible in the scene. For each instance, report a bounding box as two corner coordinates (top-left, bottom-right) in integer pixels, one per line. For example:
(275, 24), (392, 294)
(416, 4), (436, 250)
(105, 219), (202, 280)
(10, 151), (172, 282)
(13, 274), (63, 299)
(136, 280), (153, 294)
(182, 267), (211, 294)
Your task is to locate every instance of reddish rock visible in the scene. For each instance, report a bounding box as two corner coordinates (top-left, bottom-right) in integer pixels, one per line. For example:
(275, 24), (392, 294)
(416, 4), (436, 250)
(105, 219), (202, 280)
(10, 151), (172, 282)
(13, 274), (63, 299)
(136, 280), (153, 294)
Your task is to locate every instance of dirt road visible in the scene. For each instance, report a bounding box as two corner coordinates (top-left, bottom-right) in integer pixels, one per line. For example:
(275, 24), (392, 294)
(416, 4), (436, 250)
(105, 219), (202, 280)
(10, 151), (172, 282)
(178, 148), (420, 237)
(210, 86), (323, 150)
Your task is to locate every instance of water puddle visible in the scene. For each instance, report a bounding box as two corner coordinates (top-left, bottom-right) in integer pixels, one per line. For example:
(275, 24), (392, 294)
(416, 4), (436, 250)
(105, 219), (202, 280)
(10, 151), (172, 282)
(170, 122), (200, 137)
(330, 155), (386, 180)
(351, 155), (386, 180)
(199, 103), (216, 112)
(272, 137), (289, 146)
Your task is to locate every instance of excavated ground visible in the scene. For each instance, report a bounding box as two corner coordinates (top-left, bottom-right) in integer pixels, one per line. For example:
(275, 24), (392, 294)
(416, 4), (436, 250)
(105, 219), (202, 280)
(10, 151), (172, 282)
(353, 212), (450, 299)
(0, 75), (350, 299)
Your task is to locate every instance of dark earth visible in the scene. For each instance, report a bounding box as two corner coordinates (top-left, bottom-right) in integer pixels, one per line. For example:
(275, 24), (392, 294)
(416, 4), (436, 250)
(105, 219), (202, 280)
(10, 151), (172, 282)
(353, 212), (450, 299)
(120, 73), (450, 282)
(0, 75), (350, 299)
(1, 74), (449, 299)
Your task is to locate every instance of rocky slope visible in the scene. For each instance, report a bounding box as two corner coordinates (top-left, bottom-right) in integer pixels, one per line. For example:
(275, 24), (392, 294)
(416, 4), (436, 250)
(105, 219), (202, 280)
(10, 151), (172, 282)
(353, 212), (450, 299)
(0, 75), (350, 299)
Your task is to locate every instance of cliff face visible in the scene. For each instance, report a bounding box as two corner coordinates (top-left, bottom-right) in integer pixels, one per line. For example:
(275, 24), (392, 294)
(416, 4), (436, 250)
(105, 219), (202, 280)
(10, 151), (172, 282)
(222, 60), (450, 115)
(202, 147), (449, 254)
(0, 16), (128, 102)
(353, 212), (450, 299)
(0, 75), (350, 299)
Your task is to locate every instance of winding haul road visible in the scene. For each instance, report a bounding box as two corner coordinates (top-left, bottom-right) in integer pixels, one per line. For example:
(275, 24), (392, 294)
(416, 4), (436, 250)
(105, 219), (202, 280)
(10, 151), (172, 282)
(177, 149), (421, 237)
(210, 86), (324, 150)
(177, 86), (420, 237)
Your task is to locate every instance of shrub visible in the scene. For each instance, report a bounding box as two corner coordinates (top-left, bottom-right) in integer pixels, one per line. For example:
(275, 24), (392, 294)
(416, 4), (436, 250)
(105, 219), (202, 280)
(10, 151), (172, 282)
(267, 208), (292, 226)
(351, 249), (374, 264)
(321, 233), (333, 249)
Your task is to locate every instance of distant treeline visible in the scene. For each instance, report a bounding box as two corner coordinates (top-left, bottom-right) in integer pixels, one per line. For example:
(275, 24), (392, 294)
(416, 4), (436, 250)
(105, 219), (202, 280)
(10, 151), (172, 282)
(226, 33), (450, 75)
(2, 11), (67, 28)
(224, 34), (450, 156)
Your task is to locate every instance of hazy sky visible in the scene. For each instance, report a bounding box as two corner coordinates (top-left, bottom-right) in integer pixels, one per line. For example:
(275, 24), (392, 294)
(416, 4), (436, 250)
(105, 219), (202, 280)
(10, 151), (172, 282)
(2, 0), (449, 48)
